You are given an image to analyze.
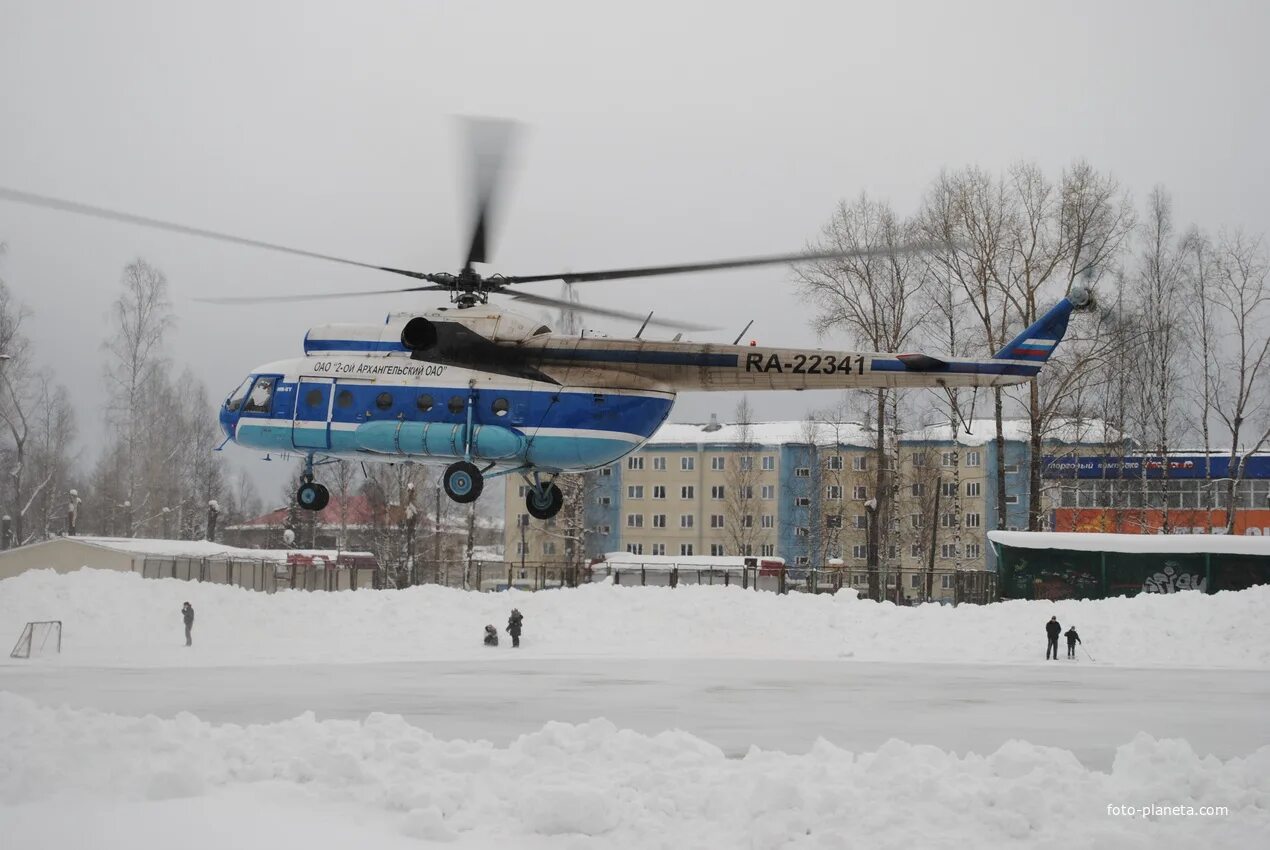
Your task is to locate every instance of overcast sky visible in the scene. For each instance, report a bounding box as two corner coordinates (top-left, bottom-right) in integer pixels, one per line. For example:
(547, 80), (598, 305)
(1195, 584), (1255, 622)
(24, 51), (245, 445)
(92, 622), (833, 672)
(3, 0), (1269, 500)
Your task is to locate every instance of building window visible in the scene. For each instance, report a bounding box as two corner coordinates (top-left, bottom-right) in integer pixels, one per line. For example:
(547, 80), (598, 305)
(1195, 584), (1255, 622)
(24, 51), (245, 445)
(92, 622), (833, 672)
(852, 456), (868, 471)
(853, 485), (868, 500)
(910, 543), (922, 557)
(827, 455), (843, 471)
(626, 514), (644, 528)
(940, 544), (958, 559)
(911, 514), (924, 528)
(1005, 463), (1020, 474)
(911, 483), (925, 497)
(710, 514), (725, 528)
(795, 467), (810, 478)
(598, 496), (612, 507)
(653, 514), (667, 528)
(825, 514), (842, 528)
(598, 525), (611, 536)
(682, 456), (695, 471)
(628, 456), (644, 471)
(517, 513), (530, 527)
(741, 514), (754, 528)
(940, 512), (957, 528)
(853, 514), (867, 529)
(681, 515), (694, 529)
(941, 482), (957, 497)
(740, 456), (753, 471)
(851, 545), (867, 559)
(626, 543), (643, 555)
(912, 453), (927, 467)
(795, 526), (809, 536)
(543, 541), (556, 555)
(795, 556), (810, 566)
(517, 485), (528, 497)
(761, 485), (775, 500)
(965, 543), (982, 559)
(761, 544), (775, 557)
(795, 497), (811, 507)
(627, 485), (644, 499)
(966, 481), (980, 497)
(826, 485), (843, 500)
(910, 574), (923, 588)
(516, 541), (528, 555)
(740, 543), (754, 556)
(653, 485), (666, 500)
(739, 485), (754, 499)
(600, 466), (613, 477)
(681, 486), (695, 500)
(711, 485), (725, 500)
(761, 514), (775, 529)
(653, 456), (666, 471)
(680, 544), (694, 556)
(651, 543), (666, 556)
(710, 544), (724, 556)
(966, 451), (981, 467)
(1005, 495), (1020, 505)
(711, 456), (725, 471)
(762, 456), (775, 471)
(941, 452), (957, 467)
(965, 513), (981, 528)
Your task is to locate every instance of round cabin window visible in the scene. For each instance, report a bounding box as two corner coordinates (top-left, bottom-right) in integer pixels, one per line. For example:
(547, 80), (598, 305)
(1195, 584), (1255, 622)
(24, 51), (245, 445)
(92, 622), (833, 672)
(447, 395), (465, 414)
(492, 398), (509, 417)
(375, 392), (393, 410)
(336, 390), (354, 409)
(416, 393), (434, 412)
(305, 388), (323, 407)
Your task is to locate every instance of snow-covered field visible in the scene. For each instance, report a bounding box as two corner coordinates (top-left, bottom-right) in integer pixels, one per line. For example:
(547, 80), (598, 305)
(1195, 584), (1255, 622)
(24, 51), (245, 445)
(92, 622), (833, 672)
(1, 568), (1268, 848)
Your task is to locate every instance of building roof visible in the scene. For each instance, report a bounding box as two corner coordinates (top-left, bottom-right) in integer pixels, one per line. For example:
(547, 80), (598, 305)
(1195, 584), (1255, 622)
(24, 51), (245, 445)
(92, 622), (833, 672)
(987, 530), (1270, 556)
(644, 417), (1122, 449)
(231, 494), (383, 529)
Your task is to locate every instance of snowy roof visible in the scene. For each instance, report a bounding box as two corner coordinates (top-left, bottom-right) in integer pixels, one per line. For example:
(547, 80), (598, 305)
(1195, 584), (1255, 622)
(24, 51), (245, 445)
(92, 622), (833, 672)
(645, 417), (1123, 449)
(27, 536), (373, 564)
(987, 531), (1270, 556)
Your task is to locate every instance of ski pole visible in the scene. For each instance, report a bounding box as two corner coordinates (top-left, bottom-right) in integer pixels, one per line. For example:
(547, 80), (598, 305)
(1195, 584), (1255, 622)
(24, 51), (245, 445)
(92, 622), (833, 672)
(1082, 645), (1095, 662)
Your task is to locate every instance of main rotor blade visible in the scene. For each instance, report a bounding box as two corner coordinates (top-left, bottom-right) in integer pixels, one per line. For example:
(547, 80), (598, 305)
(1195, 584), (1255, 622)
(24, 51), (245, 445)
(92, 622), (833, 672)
(463, 117), (520, 269)
(0, 186), (436, 282)
(500, 243), (938, 285)
(504, 290), (716, 332)
(195, 284), (446, 305)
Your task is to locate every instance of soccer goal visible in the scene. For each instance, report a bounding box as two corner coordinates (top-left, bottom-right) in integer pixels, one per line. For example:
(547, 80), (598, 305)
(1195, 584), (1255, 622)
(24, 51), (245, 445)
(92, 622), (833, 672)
(10, 620), (62, 659)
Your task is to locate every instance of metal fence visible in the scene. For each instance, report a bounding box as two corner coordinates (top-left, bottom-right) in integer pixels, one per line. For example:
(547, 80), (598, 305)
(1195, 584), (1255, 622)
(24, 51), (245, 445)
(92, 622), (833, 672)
(139, 558), (376, 593)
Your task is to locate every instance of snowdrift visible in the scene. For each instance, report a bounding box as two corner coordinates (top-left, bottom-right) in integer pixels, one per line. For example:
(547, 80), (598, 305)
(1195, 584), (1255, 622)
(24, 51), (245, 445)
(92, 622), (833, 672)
(2, 568), (1269, 669)
(1, 693), (1266, 849)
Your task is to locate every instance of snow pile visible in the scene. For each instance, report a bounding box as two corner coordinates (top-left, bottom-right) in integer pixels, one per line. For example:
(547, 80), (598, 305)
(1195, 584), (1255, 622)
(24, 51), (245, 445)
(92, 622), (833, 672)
(3, 568), (1269, 669)
(0, 693), (1265, 849)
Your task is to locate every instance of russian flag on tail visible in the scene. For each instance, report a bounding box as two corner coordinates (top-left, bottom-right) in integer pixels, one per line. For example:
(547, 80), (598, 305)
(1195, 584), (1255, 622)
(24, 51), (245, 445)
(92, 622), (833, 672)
(993, 287), (1091, 364)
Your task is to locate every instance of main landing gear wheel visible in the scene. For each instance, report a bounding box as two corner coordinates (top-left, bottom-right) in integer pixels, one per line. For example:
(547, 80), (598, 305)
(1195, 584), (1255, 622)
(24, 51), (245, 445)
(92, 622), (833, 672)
(297, 481), (330, 511)
(525, 482), (564, 520)
(444, 461), (484, 503)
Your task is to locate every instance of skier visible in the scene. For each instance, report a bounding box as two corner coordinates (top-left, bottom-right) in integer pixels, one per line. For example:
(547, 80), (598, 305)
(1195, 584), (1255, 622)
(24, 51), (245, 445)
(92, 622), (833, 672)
(181, 601), (195, 647)
(1045, 615), (1061, 660)
(1065, 625), (1081, 659)
(483, 624), (499, 647)
(506, 608), (524, 648)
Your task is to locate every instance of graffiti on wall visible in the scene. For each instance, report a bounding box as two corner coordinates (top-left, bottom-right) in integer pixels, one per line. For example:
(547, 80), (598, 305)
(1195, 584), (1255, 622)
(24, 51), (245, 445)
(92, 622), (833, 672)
(1141, 564), (1207, 594)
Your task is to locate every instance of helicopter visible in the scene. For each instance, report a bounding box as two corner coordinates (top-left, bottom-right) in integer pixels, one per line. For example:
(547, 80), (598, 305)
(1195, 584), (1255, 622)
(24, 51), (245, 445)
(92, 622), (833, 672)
(0, 119), (1088, 521)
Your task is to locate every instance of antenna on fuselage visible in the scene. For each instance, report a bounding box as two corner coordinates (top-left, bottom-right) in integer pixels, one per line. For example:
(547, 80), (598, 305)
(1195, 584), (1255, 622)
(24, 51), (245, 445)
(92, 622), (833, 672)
(732, 320), (754, 345)
(635, 311), (654, 339)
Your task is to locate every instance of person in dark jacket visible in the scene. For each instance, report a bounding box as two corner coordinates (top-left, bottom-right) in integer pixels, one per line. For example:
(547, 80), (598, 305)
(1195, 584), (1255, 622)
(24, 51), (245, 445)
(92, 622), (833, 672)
(1045, 615), (1061, 660)
(506, 608), (524, 648)
(483, 624), (499, 647)
(1065, 626), (1081, 659)
(182, 601), (195, 647)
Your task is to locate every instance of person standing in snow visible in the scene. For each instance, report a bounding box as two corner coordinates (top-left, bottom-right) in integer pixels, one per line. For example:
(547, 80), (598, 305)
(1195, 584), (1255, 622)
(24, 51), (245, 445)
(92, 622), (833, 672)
(182, 601), (195, 647)
(1065, 626), (1081, 659)
(506, 608), (524, 648)
(484, 624), (499, 647)
(1045, 615), (1061, 660)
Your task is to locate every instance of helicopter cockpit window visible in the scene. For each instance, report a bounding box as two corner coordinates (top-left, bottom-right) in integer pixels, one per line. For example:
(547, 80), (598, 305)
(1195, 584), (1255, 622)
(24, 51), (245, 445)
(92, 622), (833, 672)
(225, 377), (253, 412)
(243, 377), (276, 414)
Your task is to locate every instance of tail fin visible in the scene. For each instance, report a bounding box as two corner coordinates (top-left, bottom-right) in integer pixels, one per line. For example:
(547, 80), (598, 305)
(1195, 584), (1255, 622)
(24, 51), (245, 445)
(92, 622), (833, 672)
(993, 290), (1088, 363)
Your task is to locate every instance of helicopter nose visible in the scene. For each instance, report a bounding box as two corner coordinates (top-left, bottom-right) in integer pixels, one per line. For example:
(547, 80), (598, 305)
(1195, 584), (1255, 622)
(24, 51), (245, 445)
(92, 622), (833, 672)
(218, 403), (236, 440)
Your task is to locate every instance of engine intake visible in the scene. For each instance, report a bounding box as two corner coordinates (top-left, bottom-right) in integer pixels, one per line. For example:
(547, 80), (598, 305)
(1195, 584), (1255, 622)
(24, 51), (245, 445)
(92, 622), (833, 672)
(401, 317), (438, 351)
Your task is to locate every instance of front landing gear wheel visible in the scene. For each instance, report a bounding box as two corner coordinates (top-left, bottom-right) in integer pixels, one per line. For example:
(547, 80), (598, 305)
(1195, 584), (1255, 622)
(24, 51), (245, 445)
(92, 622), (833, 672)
(444, 461), (484, 503)
(525, 482), (564, 520)
(297, 481), (329, 511)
